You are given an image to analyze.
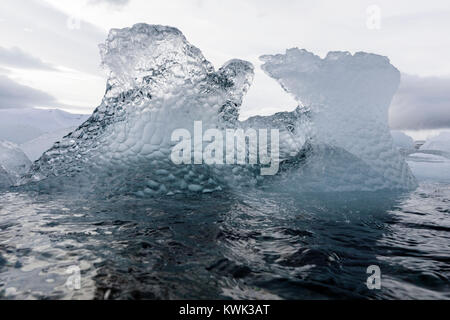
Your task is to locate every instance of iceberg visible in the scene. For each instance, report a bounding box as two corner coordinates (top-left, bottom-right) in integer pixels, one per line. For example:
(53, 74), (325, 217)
(0, 140), (31, 187)
(407, 131), (450, 183)
(0, 165), (13, 188)
(260, 49), (417, 191)
(407, 152), (450, 183)
(20, 24), (416, 195)
(22, 24), (256, 195)
(391, 130), (415, 150)
(421, 132), (450, 154)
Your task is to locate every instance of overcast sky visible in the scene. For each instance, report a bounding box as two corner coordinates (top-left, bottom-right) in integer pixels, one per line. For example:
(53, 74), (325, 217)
(0, 0), (449, 136)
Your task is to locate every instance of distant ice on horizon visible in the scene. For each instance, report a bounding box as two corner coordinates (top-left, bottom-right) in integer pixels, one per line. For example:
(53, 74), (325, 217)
(0, 108), (89, 144)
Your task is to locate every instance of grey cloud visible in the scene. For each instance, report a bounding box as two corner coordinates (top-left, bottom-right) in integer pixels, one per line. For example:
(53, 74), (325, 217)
(0, 75), (57, 109)
(0, 46), (57, 71)
(390, 74), (450, 130)
(0, 0), (107, 76)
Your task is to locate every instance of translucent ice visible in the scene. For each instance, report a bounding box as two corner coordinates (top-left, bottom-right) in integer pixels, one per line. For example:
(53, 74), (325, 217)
(0, 165), (13, 188)
(260, 49), (417, 191)
(22, 24), (256, 195)
(21, 25), (416, 195)
(0, 140), (31, 187)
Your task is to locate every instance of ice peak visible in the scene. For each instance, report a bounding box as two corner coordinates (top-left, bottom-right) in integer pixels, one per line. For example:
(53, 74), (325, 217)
(20, 25), (415, 194)
(100, 23), (215, 98)
(260, 48), (399, 106)
(213, 59), (254, 123)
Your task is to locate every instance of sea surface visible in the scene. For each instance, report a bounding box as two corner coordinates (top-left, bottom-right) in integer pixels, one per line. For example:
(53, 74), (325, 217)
(0, 171), (448, 300)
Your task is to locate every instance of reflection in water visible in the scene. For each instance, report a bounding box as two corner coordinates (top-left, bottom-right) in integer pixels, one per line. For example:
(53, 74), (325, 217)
(0, 183), (449, 299)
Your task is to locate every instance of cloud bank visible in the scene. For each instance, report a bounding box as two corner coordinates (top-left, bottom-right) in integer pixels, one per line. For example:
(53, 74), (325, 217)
(0, 47), (57, 71)
(390, 74), (450, 130)
(0, 75), (57, 109)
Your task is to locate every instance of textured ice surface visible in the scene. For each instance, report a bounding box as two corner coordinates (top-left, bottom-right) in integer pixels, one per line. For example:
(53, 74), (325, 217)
(0, 140), (31, 187)
(0, 165), (13, 188)
(407, 153), (450, 183)
(240, 106), (307, 161)
(260, 49), (417, 191)
(21, 25), (416, 195)
(22, 24), (257, 195)
(408, 132), (450, 183)
(391, 131), (414, 150)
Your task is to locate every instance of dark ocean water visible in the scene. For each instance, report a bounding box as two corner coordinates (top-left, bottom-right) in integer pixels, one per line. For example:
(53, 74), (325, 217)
(0, 181), (449, 300)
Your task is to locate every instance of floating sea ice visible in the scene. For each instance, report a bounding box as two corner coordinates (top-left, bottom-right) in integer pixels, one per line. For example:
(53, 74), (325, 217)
(0, 140), (31, 187)
(260, 49), (417, 191)
(21, 24), (255, 195)
(20, 25), (417, 195)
